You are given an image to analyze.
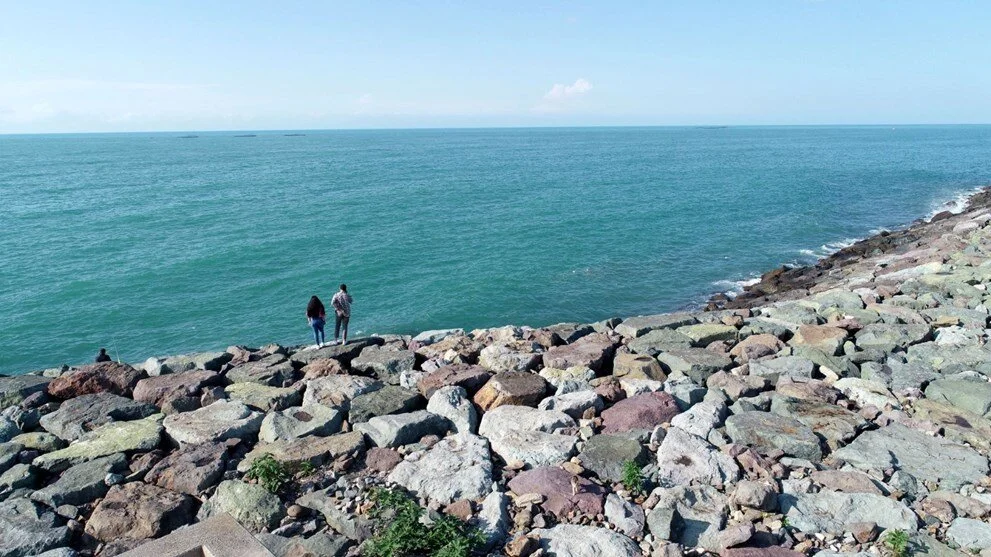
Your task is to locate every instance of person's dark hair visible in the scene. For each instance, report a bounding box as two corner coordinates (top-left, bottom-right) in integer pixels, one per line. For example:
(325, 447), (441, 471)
(99, 348), (107, 354)
(306, 295), (325, 318)
(340, 284), (347, 292)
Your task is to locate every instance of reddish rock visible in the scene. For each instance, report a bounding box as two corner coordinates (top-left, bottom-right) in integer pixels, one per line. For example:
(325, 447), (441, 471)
(444, 499), (474, 520)
(775, 377), (839, 404)
(48, 362), (146, 399)
(472, 372), (548, 410)
(594, 380), (626, 404)
(707, 371), (769, 400)
(145, 442), (228, 495)
(132, 370), (223, 410)
(600, 391), (679, 434)
(522, 328), (564, 349)
(414, 335), (485, 364)
(810, 470), (884, 495)
(791, 325), (848, 356)
(417, 365), (492, 398)
(365, 447), (403, 472)
(84, 482), (196, 541)
(541, 334), (615, 372)
(508, 467), (606, 518)
(721, 548), (805, 557)
(300, 358), (346, 380)
(729, 334), (785, 363)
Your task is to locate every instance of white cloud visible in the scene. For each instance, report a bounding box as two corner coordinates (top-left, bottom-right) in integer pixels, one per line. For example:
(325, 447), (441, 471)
(543, 78), (592, 100)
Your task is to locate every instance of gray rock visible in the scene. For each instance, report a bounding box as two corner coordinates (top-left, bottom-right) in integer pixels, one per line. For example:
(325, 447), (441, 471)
(725, 411), (822, 461)
(224, 383), (302, 412)
(0, 464), (36, 491)
(732, 480), (777, 511)
(605, 493), (645, 538)
(627, 329), (694, 356)
(663, 376), (707, 410)
(290, 337), (384, 367)
(0, 376), (50, 408)
(537, 391), (603, 419)
(225, 355), (295, 386)
(648, 485), (728, 551)
(351, 346), (416, 384)
(296, 488), (374, 541)
(491, 429), (578, 468)
(478, 405), (576, 438)
(0, 498), (69, 557)
(780, 491), (917, 534)
(163, 400), (263, 444)
(348, 386), (422, 424)
(656, 427), (740, 488)
(834, 378), (900, 410)
(388, 433), (493, 504)
(473, 490), (510, 549)
(925, 378), (991, 417)
(769, 396), (867, 449)
(259, 404), (343, 443)
(145, 442), (227, 496)
(534, 524), (640, 556)
(411, 329), (464, 345)
(426, 386), (478, 434)
(670, 399), (726, 438)
(32, 415), (163, 472)
(31, 454), (127, 507)
(748, 357), (815, 383)
(886, 359), (940, 391)
(302, 375), (383, 407)
(0, 443), (22, 476)
(578, 434), (647, 483)
(197, 480), (284, 533)
(945, 517), (991, 550)
(656, 349), (732, 384)
(477, 344), (542, 373)
(615, 313), (698, 338)
(907, 341), (991, 375)
(833, 424), (989, 490)
(354, 410), (449, 447)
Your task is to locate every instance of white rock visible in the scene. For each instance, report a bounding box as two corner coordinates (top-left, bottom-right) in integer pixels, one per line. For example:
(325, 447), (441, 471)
(388, 433), (492, 505)
(426, 386), (478, 434)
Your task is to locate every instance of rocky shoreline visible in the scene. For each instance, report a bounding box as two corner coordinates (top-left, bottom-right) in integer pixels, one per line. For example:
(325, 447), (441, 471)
(3, 195), (991, 557)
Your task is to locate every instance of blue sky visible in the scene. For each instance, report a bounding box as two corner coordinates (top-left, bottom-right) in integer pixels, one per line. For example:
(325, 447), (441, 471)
(1, 1), (989, 132)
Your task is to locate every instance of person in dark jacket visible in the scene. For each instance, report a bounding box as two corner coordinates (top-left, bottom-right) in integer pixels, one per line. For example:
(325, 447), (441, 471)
(306, 295), (327, 347)
(95, 348), (112, 363)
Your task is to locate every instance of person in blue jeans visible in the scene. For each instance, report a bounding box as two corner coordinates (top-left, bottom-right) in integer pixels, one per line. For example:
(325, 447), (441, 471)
(306, 295), (326, 347)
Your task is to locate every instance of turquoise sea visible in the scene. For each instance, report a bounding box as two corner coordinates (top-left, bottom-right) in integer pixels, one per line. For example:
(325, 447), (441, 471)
(2, 126), (990, 374)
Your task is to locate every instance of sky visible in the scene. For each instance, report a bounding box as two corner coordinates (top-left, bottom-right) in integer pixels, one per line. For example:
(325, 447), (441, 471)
(0, 1), (989, 133)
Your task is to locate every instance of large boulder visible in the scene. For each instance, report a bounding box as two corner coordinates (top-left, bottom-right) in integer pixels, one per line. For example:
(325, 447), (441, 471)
(832, 423), (989, 490)
(770, 397), (868, 449)
(472, 372), (548, 410)
(945, 518), (991, 551)
(538, 391), (603, 420)
(855, 323), (932, 351)
(612, 352), (666, 381)
(162, 400), (263, 445)
(725, 411), (822, 461)
(542, 335), (616, 372)
(132, 370), (223, 410)
(348, 386), (423, 424)
(302, 376), (383, 407)
(351, 346), (416, 385)
(789, 325), (847, 356)
(38, 392), (156, 441)
(675, 323), (738, 346)
(145, 442), (228, 495)
(259, 404), (343, 442)
(30, 453), (128, 507)
(646, 485), (728, 551)
(47, 362), (145, 399)
(533, 524), (639, 557)
(478, 406), (577, 468)
(84, 482), (196, 541)
(0, 498), (70, 557)
(416, 365), (491, 398)
(0, 375), (50, 407)
(748, 357), (815, 383)
(508, 467), (607, 518)
(238, 431), (365, 472)
(924, 378), (991, 417)
(225, 354), (295, 386)
(656, 427), (740, 488)
(478, 344), (543, 373)
(197, 480), (284, 533)
(656, 349), (732, 384)
(354, 411), (449, 448)
(290, 337), (384, 367)
(578, 434), (647, 483)
(33, 415), (163, 472)
(224, 383), (302, 412)
(601, 392), (680, 434)
(615, 313), (698, 338)
(426, 386), (478, 434)
(388, 433), (493, 505)
(627, 329), (695, 356)
(780, 491), (917, 534)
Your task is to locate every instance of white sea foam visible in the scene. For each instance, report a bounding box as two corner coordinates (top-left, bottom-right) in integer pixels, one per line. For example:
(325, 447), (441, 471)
(711, 276), (761, 299)
(928, 186), (985, 218)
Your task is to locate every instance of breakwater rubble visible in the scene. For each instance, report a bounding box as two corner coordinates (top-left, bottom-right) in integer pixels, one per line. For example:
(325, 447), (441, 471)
(3, 193), (991, 556)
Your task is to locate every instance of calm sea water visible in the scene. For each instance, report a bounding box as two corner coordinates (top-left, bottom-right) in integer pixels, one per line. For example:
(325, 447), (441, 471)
(2, 126), (990, 373)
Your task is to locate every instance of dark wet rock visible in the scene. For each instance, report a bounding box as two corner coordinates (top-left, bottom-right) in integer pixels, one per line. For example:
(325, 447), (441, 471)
(39, 393), (156, 440)
(351, 346), (416, 385)
(348, 386), (423, 424)
(578, 434), (647, 483)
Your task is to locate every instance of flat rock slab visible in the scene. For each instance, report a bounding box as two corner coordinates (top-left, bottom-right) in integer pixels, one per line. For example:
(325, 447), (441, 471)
(675, 323), (738, 346)
(0, 498), (70, 557)
(601, 391), (680, 434)
(472, 372), (548, 410)
(489, 429), (577, 468)
(197, 480), (285, 533)
(780, 491), (917, 534)
(627, 329), (695, 356)
(725, 411), (822, 461)
(770, 397), (867, 449)
(354, 410), (449, 448)
(225, 383), (302, 412)
(541, 335), (616, 372)
(748, 356), (815, 383)
(855, 323), (932, 351)
(238, 431), (365, 472)
(47, 362), (145, 399)
(31, 453), (128, 507)
(39, 392), (157, 441)
(478, 345), (543, 373)
(924, 378), (991, 417)
(416, 365), (491, 398)
(388, 433), (493, 504)
(290, 337), (384, 367)
(225, 355), (295, 386)
(790, 325), (848, 355)
(0, 375), (50, 407)
(84, 482), (196, 542)
(533, 524), (640, 557)
(810, 470), (885, 496)
(615, 313), (698, 338)
(302, 376), (383, 407)
(33, 415), (163, 472)
(579, 434), (647, 483)
(945, 517), (991, 551)
(259, 404), (343, 442)
(656, 427), (740, 488)
(832, 423), (989, 490)
(163, 400), (263, 445)
(145, 442), (228, 495)
(656, 349), (732, 384)
(348, 386), (423, 424)
(132, 370), (223, 409)
(537, 391), (603, 419)
(351, 346), (416, 384)
(478, 405), (576, 438)
(508, 466), (607, 518)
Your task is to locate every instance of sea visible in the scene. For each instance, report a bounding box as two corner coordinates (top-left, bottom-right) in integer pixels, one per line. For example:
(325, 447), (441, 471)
(2, 126), (990, 374)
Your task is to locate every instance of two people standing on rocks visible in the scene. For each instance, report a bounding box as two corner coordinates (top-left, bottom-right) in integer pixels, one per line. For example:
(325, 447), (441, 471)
(306, 284), (353, 348)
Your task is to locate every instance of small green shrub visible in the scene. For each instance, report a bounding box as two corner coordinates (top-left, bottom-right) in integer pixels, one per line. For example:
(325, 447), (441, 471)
(363, 488), (485, 557)
(621, 460), (644, 495)
(244, 454), (316, 494)
(884, 529), (911, 557)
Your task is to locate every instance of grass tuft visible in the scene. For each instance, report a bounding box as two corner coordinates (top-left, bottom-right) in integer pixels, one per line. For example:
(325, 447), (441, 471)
(363, 487), (485, 557)
(621, 460), (645, 495)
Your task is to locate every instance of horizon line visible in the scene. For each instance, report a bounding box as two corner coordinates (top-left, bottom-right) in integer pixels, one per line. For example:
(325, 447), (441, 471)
(2, 122), (991, 137)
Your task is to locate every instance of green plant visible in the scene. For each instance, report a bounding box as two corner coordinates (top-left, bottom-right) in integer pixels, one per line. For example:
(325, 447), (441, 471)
(884, 529), (911, 557)
(621, 460), (644, 495)
(780, 516), (790, 528)
(363, 488), (485, 557)
(245, 454), (317, 493)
